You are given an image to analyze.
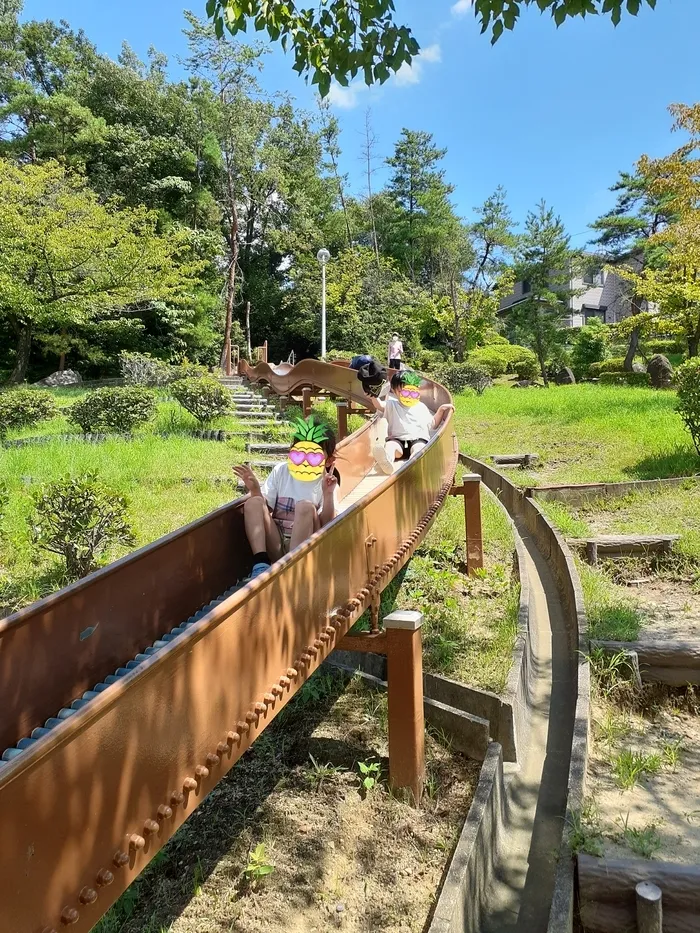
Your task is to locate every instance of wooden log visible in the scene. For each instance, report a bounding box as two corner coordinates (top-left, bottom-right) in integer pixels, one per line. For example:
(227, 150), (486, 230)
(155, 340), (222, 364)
(491, 453), (539, 465)
(590, 640), (700, 670)
(567, 534), (680, 559)
(578, 854), (700, 933)
(636, 882), (662, 933)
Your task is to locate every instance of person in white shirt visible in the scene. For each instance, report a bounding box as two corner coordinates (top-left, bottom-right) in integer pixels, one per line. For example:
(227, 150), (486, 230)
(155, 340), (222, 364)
(368, 371), (454, 474)
(233, 416), (339, 579)
(387, 333), (404, 370)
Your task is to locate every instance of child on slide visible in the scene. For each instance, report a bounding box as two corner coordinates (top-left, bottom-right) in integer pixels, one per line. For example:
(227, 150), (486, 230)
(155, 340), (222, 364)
(369, 371), (454, 475)
(233, 416), (339, 579)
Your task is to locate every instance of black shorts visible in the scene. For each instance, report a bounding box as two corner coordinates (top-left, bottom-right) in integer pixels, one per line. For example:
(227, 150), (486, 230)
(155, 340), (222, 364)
(389, 358), (402, 369)
(387, 437), (428, 460)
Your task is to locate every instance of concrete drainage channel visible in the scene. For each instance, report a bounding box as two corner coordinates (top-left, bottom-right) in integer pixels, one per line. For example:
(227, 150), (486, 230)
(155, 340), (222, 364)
(329, 453), (589, 933)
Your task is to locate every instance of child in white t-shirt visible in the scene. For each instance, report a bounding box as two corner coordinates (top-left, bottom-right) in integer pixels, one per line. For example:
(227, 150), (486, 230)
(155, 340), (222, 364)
(233, 416), (339, 579)
(369, 371), (454, 474)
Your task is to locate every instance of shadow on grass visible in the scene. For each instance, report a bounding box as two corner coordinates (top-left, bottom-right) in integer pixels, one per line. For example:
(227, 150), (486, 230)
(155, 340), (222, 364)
(624, 446), (700, 481)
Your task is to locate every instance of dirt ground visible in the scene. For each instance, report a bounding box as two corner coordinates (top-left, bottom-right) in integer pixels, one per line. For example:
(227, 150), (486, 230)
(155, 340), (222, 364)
(586, 687), (700, 864)
(95, 670), (480, 933)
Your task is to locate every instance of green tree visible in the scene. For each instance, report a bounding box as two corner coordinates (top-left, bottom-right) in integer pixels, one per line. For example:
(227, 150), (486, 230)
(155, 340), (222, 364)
(570, 318), (609, 377)
(508, 200), (578, 387)
(590, 170), (674, 369)
(0, 159), (194, 383)
(209, 0), (659, 91)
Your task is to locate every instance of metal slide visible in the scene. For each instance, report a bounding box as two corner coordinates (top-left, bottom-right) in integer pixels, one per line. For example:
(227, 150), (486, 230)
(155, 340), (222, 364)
(0, 359), (456, 932)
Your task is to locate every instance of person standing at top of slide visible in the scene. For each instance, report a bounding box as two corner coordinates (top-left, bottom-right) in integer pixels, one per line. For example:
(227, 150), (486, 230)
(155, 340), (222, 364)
(387, 333), (403, 370)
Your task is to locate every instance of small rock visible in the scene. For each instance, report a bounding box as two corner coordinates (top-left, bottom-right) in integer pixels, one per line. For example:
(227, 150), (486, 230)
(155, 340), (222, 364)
(34, 368), (82, 387)
(336, 904), (345, 913)
(327, 841), (335, 850)
(554, 366), (576, 385)
(647, 353), (674, 389)
(299, 824), (309, 834)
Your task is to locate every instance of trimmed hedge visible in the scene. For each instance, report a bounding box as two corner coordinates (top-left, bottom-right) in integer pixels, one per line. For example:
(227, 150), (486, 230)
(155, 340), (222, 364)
(675, 358), (700, 455)
(468, 343), (539, 379)
(0, 389), (57, 435)
(171, 376), (231, 424)
(599, 372), (651, 387)
(69, 387), (156, 433)
(589, 357), (627, 376)
(433, 362), (492, 395)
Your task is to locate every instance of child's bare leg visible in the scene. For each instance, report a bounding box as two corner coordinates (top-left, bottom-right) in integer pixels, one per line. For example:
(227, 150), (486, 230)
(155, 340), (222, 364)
(408, 440), (427, 458)
(386, 440), (404, 461)
(374, 439), (403, 474)
(289, 499), (319, 550)
(243, 496), (283, 561)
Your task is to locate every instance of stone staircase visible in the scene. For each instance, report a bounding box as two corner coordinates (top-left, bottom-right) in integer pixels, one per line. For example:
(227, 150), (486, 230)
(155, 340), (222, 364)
(223, 379), (289, 484)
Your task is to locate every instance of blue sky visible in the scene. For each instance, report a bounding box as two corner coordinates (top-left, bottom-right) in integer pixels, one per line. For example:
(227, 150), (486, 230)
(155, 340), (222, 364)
(23, 0), (700, 243)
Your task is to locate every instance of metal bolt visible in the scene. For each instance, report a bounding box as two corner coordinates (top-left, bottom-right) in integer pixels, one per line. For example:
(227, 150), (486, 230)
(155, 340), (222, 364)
(279, 676), (291, 688)
(96, 869), (114, 887)
(195, 765), (209, 780)
(245, 711), (257, 724)
(217, 741), (229, 756)
(254, 702), (267, 714)
(144, 819), (160, 835)
(263, 693), (275, 704)
(113, 851), (129, 868)
(60, 908), (79, 925)
(129, 834), (146, 851)
(206, 753), (220, 768)
(237, 720), (250, 734)
(157, 805), (173, 821)
(319, 633), (330, 643)
(286, 667), (298, 678)
(170, 791), (185, 806)
(271, 684), (284, 696)
(325, 626), (336, 636)
(183, 777), (197, 792)
(79, 887), (98, 905)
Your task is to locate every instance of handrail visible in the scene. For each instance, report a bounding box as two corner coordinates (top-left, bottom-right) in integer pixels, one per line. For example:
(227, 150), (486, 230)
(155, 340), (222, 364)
(0, 358), (456, 932)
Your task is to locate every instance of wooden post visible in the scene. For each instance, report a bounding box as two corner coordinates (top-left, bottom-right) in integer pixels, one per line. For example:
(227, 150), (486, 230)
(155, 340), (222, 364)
(262, 340), (268, 363)
(337, 400), (349, 440)
(636, 881), (662, 933)
(302, 387), (312, 418)
(384, 610), (425, 805)
(450, 474), (483, 575)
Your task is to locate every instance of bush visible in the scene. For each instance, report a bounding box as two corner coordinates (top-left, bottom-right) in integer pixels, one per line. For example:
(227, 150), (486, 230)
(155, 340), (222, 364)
(482, 332), (510, 345)
(570, 320), (609, 378)
(171, 376), (231, 425)
(68, 387), (156, 433)
(415, 349), (448, 372)
(325, 349), (350, 362)
(0, 389), (57, 435)
(589, 357), (628, 377)
(468, 343), (538, 379)
(433, 362), (492, 396)
(675, 358), (700, 455)
(169, 361), (209, 381)
(599, 372), (651, 387)
(120, 351), (171, 387)
(643, 337), (686, 356)
(30, 472), (135, 580)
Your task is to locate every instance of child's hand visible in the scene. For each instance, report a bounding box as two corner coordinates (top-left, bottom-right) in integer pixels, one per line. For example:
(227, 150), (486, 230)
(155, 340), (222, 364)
(323, 467), (338, 497)
(442, 403), (455, 414)
(233, 463), (260, 493)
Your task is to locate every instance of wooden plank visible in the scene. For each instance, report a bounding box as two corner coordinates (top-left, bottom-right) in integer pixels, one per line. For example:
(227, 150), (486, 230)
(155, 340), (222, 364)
(568, 534), (680, 559)
(590, 640), (700, 670)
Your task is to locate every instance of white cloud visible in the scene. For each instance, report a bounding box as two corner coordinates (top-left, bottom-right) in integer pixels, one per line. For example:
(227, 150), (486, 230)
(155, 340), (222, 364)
(327, 81), (369, 109)
(326, 43), (442, 107)
(451, 0), (473, 17)
(393, 43), (442, 87)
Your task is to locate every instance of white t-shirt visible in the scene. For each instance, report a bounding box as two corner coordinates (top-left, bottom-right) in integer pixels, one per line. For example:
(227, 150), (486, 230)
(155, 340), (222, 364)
(388, 340), (403, 360)
(261, 462), (338, 536)
(384, 396), (433, 442)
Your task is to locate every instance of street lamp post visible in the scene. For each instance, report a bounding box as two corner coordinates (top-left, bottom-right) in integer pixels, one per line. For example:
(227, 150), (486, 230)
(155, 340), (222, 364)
(317, 247), (330, 360)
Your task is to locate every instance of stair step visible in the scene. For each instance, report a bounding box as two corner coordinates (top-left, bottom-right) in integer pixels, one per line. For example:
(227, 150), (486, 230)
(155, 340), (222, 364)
(247, 443), (289, 454)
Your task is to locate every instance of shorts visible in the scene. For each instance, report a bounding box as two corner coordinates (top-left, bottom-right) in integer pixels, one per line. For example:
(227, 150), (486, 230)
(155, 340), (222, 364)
(389, 358), (401, 370)
(387, 437), (429, 460)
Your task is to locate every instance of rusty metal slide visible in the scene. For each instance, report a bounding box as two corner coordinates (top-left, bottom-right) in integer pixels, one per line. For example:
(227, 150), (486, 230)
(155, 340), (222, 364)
(0, 359), (456, 933)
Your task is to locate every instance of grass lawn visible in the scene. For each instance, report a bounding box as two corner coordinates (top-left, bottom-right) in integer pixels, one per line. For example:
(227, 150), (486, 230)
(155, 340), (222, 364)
(454, 383), (698, 485)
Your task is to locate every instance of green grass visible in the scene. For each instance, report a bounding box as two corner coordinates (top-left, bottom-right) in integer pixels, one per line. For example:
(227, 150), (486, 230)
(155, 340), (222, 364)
(578, 563), (643, 641)
(454, 383), (698, 485)
(611, 748), (662, 790)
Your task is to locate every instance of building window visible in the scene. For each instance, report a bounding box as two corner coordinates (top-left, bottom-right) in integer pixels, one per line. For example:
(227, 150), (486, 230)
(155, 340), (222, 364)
(583, 268), (604, 287)
(522, 279), (531, 294)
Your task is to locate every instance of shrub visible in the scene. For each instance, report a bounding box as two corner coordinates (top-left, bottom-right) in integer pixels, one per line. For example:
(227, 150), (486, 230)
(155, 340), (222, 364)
(415, 348), (448, 372)
(325, 349), (350, 362)
(570, 320), (609, 378)
(599, 372), (651, 387)
(482, 332), (510, 345)
(589, 357), (628, 377)
(643, 337), (686, 356)
(120, 351), (171, 387)
(675, 358), (700, 455)
(433, 362), (492, 396)
(0, 388), (57, 435)
(468, 343), (538, 379)
(171, 376), (231, 424)
(30, 472), (135, 580)
(68, 387), (156, 433)
(169, 361), (209, 382)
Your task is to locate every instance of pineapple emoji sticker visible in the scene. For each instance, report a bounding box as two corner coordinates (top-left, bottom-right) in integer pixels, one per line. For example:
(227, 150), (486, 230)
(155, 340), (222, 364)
(287, 416), (329, 482)
(397, 371), (422, 408)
